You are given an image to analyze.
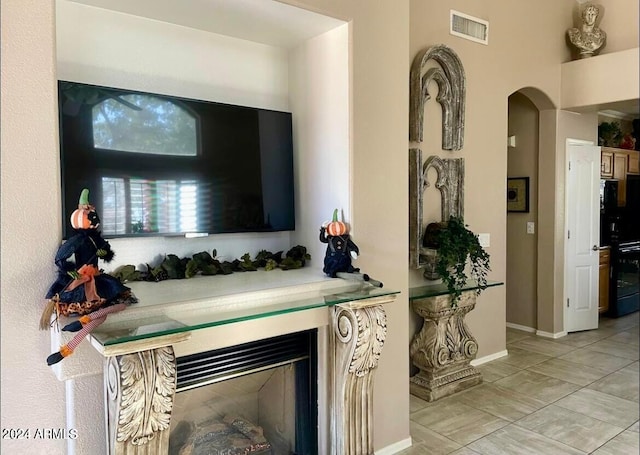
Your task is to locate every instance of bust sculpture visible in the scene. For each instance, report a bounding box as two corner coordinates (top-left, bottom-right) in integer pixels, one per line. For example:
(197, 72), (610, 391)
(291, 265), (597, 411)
(567, 3), (606, 58)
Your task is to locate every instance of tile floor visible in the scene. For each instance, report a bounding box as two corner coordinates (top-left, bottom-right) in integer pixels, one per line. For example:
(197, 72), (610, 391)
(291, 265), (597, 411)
(402, 312), (640, 454)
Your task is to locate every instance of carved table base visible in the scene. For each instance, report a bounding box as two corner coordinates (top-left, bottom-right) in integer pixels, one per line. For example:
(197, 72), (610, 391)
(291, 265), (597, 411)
(410, 291), (482, 402)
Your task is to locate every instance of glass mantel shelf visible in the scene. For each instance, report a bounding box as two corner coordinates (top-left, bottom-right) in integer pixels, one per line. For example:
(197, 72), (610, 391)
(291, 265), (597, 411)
(90, 269), (399, 348)
(409, 280), (504, 301)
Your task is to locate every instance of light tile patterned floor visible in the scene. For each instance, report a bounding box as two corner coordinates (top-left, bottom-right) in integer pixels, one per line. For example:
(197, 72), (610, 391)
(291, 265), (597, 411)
(403, 312), (640, 455)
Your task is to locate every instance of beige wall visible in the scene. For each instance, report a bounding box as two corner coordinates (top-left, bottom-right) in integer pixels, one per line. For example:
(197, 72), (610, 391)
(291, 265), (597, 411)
(284, 2), (412, 450)
(409, 0), (575, 356)
(561, 48), (640, 111)
(537, 109), (561, 333)
(289, 24), (351, 267)
(507, 93), (539, 329)
(1, 1), (68, 453)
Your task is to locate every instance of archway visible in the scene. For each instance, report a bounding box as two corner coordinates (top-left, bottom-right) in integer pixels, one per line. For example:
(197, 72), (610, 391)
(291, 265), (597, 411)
(506, 87), (555, 337)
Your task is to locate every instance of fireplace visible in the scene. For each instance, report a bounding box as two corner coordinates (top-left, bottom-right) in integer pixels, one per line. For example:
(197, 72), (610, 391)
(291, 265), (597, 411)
(169, 330), (317, 455)
(85, 272), (397, 454)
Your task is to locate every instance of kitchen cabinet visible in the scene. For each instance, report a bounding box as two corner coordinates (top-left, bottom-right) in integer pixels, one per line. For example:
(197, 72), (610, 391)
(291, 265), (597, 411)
(601, 147), (640, 207)
(601, 150), (613, 178)
(613, 152), (627, 206)
(599, 247), (610, 314)
(629, 152), (639, 174)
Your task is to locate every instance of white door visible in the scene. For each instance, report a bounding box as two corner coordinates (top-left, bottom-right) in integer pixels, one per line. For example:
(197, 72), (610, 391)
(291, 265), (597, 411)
(565, 141), (601, 332)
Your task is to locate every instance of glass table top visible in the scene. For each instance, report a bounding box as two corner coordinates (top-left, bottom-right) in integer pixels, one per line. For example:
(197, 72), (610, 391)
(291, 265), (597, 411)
(90, 270), (399, 347)
(409, 280), (504, 301)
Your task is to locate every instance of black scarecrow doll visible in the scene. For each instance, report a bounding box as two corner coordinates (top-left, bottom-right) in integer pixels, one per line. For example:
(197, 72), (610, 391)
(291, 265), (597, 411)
(41, 189), (136, 365)
(319, 209), (360, 277)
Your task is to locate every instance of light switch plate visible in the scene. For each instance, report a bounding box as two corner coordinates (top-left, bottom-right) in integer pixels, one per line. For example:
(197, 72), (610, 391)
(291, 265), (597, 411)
(477, 233), (490, 247)
(527, 222), (535, 234)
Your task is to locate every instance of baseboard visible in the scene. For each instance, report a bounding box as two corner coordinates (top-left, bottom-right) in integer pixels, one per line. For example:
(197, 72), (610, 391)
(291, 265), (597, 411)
(536, 330), (568, 339)
(506, 322), (536, 333)
(375, 437), (413, 455)
(471, 349), (508, 366)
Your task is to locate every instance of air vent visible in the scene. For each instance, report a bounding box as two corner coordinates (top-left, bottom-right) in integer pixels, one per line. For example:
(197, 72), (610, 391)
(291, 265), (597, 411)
(450, 10), (489, 45)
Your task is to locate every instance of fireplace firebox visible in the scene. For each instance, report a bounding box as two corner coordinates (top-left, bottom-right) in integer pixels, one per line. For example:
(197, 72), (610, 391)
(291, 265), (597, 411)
(169, 331), (317, 455)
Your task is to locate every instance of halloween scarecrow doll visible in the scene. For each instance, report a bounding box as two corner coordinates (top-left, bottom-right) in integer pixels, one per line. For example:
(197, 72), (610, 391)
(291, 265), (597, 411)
(41, 189), (136, 365)
(319, 209), (361, 277)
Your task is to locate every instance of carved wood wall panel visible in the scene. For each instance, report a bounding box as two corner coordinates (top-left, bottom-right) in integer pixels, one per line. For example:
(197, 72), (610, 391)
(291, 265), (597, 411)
(409, 45), (466, 150)
(410, 149), (465, 269)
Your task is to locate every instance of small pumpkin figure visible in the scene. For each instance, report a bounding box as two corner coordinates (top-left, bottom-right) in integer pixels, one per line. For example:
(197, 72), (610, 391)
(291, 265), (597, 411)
(319, 209), (360, 277)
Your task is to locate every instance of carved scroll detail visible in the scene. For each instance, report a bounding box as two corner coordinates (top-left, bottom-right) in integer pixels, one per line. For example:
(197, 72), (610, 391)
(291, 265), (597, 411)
(105, 346), (177, 454)
(409, 149), (465, 269)
(409, 44), (466, 150)
(331, 304), (387, 455)
(410, 291), (482, 402)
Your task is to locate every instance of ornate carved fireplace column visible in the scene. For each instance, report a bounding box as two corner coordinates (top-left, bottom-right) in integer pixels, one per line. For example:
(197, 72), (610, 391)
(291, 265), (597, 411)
(330, 296), (394, 455)
(99, 332), (190, 455)
(105, 346), (178, 454)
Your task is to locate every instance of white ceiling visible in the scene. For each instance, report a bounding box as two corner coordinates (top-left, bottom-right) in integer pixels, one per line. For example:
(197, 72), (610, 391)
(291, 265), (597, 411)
(65, 0), (346, 48)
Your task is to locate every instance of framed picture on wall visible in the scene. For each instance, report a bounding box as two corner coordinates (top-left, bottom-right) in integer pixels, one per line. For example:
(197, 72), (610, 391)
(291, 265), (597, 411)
(507, 177), (530, 213)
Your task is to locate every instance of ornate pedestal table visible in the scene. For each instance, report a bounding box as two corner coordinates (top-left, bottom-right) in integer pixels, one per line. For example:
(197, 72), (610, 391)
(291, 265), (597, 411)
(86, 273), (397, 455)
(409, 281), (502, 402)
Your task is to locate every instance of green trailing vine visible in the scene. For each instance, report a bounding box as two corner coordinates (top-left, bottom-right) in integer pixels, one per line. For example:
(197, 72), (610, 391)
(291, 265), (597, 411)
(423, 216), (490, 306)
(110, 245), (311, 283)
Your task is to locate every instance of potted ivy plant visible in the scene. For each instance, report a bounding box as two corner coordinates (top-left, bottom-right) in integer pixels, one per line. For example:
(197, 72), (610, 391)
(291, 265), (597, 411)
(421, 216), (490, 305)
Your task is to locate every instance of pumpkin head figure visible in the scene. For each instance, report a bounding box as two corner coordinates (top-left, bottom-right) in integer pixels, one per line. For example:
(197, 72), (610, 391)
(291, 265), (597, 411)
(43, 188), (135, 366)
(319, 209), (360, 277)
(70, 188), (100, 230)
(325, 209), (348, 236)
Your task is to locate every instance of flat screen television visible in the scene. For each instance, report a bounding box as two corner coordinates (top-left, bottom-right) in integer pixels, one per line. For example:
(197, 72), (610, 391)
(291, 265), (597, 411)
(58, 81), (295, 239)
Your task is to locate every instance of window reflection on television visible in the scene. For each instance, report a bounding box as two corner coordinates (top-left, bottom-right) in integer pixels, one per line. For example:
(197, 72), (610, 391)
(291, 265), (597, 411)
(58, 81), (295, 238)
(101, 177), (198, 236)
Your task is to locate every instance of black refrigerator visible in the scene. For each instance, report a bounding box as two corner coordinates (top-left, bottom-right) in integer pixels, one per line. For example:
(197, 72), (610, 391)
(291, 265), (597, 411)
(623, 175), (640, 241)
(607, 175), (640, 317)
(600, 179), (619, 246)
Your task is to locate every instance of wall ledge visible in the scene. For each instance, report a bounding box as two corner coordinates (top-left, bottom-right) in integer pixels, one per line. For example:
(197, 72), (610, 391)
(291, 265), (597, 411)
(561, 47), (640, 111)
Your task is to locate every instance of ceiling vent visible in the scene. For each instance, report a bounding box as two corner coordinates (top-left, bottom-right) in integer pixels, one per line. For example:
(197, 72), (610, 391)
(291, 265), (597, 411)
(450, 10), (489, 45)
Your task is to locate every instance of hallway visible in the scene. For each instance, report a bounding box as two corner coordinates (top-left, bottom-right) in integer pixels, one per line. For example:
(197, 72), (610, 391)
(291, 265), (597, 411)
(403, 312), (639, 454)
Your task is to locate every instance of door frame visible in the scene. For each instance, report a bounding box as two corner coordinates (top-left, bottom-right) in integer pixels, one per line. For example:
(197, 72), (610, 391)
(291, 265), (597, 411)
(563, 138), (599, 333)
